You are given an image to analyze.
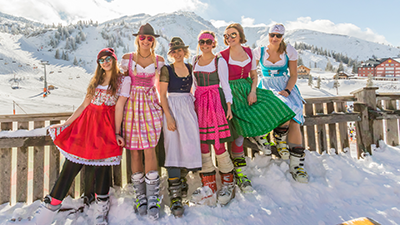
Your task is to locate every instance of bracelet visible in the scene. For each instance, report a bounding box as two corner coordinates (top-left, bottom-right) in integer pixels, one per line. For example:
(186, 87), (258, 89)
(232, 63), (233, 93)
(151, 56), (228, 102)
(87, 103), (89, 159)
(115, 133), (121, 136)
(284, 89), (291, 95)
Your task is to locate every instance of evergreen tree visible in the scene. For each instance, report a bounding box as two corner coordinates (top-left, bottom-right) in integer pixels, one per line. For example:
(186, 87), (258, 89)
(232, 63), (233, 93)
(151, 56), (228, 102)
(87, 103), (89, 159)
(55, 49), (60, 59)
(316, 76), (321, 89)
(298, 56), (304, 66)
(337, 62), (344, 72)
(333, 73), (340, 95)
(65, 52), (69, 61)
(308, 75), (313, 86)
(366, 73), (374, 87)
(314, 62), (317, 68)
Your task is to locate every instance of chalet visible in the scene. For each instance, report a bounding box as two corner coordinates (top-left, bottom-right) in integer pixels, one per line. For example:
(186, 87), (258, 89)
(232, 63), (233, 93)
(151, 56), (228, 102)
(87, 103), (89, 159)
(358, 57), (400, 79)
(333, 71), (351, 79)
(297, 65), (310, 79)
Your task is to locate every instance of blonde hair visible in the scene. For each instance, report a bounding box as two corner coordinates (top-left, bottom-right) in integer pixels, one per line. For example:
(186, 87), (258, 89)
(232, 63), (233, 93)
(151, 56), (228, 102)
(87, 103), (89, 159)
(224, 23), (247, 45)
(196, 30), (217, 56)
(87, 57), (121, 98)
(133, 35), (159, 77)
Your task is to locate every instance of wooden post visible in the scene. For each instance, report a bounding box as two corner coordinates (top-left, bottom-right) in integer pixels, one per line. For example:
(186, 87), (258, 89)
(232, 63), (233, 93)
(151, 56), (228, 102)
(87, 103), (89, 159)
(16, 146), (28, 203)
(326, 102), (338, 153)
(384, 100), (399, 146)
(337, 102), (350, 152)
(0, 148), (12, 204)
(354, 103), (372, 157)
(304, 103), (316, 151)
(314, 103), (327, 154)
(33, 121), (45, 201)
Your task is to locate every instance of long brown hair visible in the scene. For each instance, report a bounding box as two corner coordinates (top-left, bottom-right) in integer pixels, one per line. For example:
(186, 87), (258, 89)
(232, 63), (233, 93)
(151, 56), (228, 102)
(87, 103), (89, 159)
(86, 57), (121, 98)
(277, 38), (287, 54)
(224, 23), (247, 45)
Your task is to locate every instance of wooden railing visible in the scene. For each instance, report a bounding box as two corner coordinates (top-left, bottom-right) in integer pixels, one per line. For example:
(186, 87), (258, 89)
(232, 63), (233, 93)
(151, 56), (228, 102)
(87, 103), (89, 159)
(1, 87), (399, 205)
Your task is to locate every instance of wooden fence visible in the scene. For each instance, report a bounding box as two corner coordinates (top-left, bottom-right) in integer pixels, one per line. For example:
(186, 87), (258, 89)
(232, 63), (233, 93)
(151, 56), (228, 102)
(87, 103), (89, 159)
(1, 87), (399, 205)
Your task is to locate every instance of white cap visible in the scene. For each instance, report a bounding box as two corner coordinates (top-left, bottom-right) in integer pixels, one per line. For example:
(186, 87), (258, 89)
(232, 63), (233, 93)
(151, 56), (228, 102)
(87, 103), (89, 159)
(269, 24), (285, 35)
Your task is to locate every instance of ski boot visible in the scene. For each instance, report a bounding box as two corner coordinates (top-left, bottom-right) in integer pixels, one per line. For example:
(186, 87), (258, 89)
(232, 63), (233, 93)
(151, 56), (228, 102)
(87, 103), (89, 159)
(131, 172), (147, 216)
(191, 171), (217, 206)
(181, 177), (188, 198)
(232, 157), (254, 193)
(146, 171), (162, 220)
(249, 133), (272, 156)
(217, 171), (236, 206)
(94, 194), (110, 225)
(168, 178), (184, 217)
(7, 195), (61, 225)
(289, 147), (309, 183)
(274, 127), (290, 160)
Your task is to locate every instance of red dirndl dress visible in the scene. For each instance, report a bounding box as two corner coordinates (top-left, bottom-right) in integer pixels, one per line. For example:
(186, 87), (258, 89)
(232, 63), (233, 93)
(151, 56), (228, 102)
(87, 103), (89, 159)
(49, 77), (130, 166)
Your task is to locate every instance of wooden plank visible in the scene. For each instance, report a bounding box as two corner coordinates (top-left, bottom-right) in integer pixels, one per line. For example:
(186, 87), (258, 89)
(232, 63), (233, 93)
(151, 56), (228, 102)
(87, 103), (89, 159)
(337, 102), (350, 152)
(303, 113), (360, 126)
(33, 145), (44, 201)
(376, 93), (400, 101)
(0, 148), (12, 204)
(113, 164), (122, 187)
(314, 103), (327, 154)
(0, 113), (72, 123)
(125, 150), (132, 184)
(16, 146), (28, 202)
(0, 136), (54, 148)
(304, 103), (316, 151)
(327, 103), (338, 153)
(384, 100), (399, 146)
(354, 103), (372, 157)
(34, 121), (45, 129)
(18, 121), (29, 130)
(48, 145), (60, 196)
(303, 96), (356, 104)
(1, 122), (12, 131)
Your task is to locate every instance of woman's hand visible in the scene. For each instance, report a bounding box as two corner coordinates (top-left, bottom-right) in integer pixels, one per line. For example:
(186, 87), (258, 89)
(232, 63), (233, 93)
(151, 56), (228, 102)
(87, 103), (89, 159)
(247, 91), (257, 106)
(278, 90), (289, 97)
(226, 108), (233, 120)
(116, 135), (125, 147)
(166, 115), (177, 131)
(50, 123), (65, 129)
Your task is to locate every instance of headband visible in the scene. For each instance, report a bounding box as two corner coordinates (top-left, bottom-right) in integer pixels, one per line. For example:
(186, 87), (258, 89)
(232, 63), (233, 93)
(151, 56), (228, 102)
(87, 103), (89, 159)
(198, 33), (215, 42)
(270, 24), (285, 35)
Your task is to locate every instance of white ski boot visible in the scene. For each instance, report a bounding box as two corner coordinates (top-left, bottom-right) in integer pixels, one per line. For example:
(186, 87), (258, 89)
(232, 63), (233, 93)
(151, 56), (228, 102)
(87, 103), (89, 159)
(249, 134), (272, 155)
(274, 127), (290, 160)
(217, 171), (236, 206)
(146, 171), (162, 220)
(7, 196), (61, 225)
(289, 147), (309, 183)
(131, 172), (147, 216)
(94, 194), (110, 225)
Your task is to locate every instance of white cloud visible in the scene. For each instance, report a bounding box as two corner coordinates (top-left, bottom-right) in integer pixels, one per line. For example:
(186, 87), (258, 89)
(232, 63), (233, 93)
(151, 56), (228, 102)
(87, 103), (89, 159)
(210, 19), (232, 28)
(285, 17), (389, 45)
(0, 0), (209, 24)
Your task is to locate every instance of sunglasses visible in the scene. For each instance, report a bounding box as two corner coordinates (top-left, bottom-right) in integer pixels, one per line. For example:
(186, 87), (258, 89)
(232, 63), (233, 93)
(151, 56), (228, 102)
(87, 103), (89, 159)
(269, 33), (283, 38)
(198, 39), (213, 45)
(224, 32), (237, 39)
(139, 35), (154, 42)
(98, 56), (112, 64)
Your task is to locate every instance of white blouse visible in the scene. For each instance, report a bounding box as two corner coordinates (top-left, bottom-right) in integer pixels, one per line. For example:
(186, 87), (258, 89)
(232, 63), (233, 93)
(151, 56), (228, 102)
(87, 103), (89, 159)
(254, 43), (298, 66)
(91, 76), (131, 106)
(192, 57), (233, 104)
(120, 58), (165, 75)
(227, 49), (257, 70)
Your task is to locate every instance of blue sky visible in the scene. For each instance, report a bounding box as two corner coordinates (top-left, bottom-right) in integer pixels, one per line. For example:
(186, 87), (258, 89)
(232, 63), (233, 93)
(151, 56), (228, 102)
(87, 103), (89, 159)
(0, 0), (398, 46)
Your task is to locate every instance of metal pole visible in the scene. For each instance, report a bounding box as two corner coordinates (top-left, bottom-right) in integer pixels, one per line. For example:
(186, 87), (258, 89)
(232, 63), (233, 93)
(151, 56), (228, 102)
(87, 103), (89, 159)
(41, 61), (49, 97)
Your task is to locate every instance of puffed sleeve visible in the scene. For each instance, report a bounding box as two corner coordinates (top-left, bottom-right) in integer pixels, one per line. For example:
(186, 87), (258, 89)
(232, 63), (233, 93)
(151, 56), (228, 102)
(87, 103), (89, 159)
(286, 44), (298, 61)
(157, 60), (165, 74)
(159, 66), (169, 83)
(251, 49), (257, 70)
(253, 46), (262, 61)
(217, 57), (233, 104)
(119, 58), (130, 73)
(118, 76), (131, 97)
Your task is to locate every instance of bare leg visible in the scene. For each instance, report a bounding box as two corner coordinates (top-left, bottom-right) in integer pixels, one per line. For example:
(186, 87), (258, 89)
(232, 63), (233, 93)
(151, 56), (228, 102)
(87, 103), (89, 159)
(144, 147), (158, 174)
(131, 150), (144, 174)
(287, 120), (302, 145)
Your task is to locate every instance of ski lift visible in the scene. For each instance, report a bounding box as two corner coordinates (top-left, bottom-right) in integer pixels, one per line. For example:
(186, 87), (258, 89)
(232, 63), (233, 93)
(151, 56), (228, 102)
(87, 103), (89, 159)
(76, 74), (80, 78)
(11, 80), (19, 89)
(68, 75), (73, 80)
(50, 71), (54, 74)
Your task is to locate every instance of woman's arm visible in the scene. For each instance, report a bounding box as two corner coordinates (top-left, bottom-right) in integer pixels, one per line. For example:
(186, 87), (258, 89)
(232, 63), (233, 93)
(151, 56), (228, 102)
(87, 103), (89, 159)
(278, 60), (297, 97)
(247, 69), (258, 105)
(159, 66), (176, 131)
(51, 96), (91, 128)
(115, 96), (128, 146)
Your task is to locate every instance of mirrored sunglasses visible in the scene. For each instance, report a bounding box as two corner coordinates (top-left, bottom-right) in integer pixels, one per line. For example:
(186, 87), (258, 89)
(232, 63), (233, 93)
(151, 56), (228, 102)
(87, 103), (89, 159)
(198, 39), (213, 45)
(98, 56), (112, 64)
(269, 33), (283, 38)
(139, 35), (154, 42)
(224, 32), (237, 39)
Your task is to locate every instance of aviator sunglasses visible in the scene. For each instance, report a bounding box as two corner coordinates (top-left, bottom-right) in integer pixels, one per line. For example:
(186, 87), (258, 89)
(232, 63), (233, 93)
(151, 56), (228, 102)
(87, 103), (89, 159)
(198, 39), (213, 45)
(224, 32), (237, 39)
(139, 35), (154, 42)
(98, 56), (112, 64)
(269, 33), (283, 38)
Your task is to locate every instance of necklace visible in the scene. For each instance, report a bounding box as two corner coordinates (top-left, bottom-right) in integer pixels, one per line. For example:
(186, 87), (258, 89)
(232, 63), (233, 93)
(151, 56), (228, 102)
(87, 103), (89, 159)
(139, 52), (151, 59)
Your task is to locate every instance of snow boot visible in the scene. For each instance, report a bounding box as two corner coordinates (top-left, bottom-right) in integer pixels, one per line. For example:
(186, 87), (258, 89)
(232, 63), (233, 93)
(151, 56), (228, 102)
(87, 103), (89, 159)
(145, 171), (162, 220)
(289, 147), (309, 183)
(94, 194), (110, 225)
(191, 171), (217, 206)
(232, 157), (254, 193)
(181, 177), (188, 198)
(274, 127), (290, 160)
(217, 171), (236, 206)
(249, 133), (272, 155)
(131, 172), (147, 216)
(7, 195), (61, 225)
(168, 178), (184, 217)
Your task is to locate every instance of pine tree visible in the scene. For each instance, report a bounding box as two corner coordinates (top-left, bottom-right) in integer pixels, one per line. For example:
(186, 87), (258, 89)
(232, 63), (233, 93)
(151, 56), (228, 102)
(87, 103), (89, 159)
(333, 73), (340, 95)
(325, 61), (332, 71)
(62, 50), (66, 60)
(73, 57), (78, 65)
(316, 76), (321, 89)
(366, 73), (374, 87)
(65, 52), (69, 61)
(308, 75), (313, 86)
(337, 62), (344, 72)
(55, 49), (60, 59)
(298, 56), (303, 66)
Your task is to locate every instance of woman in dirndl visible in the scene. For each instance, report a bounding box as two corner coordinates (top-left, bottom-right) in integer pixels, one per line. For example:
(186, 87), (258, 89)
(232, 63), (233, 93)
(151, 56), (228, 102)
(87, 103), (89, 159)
(220, 23), (295, 191)
(120, 23), (164, 220)
(254, 24), (309, 183)
(190, 30), (237, 206)
(9, 48), (130, 225)
(159, 37), (201, 216)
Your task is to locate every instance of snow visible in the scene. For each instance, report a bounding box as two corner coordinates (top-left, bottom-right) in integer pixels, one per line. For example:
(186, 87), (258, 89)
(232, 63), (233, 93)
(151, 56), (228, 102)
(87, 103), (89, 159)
(0, 141), (400, 224)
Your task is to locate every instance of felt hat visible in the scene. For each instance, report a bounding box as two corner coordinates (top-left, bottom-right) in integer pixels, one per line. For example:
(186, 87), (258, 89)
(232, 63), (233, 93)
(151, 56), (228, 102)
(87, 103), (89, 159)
(132, 23), (160, 37)
(168, 37), (189, 54)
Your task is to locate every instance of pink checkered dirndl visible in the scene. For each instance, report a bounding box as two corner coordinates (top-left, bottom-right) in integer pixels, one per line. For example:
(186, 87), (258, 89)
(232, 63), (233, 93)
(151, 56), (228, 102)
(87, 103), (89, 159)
(123, 54), (163, 150)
